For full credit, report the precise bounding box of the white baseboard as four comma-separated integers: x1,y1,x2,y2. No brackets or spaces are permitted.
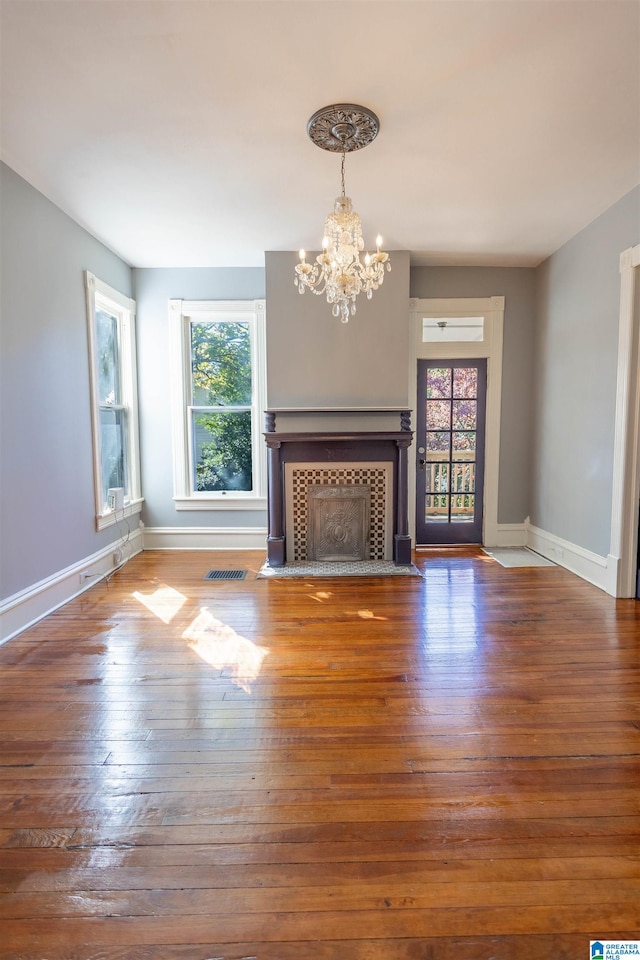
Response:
526,521,616,595
0,528,144,645
3,519,618,646
495,522,528,547
142,525,268,551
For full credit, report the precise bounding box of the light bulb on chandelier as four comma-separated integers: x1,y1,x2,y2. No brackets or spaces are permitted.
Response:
294,104,390,323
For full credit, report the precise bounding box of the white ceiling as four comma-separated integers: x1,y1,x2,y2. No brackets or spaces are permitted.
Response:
1,0,638,269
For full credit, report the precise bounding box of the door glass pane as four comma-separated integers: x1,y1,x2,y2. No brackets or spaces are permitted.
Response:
452,494,474,520
426,368,451,398
452,431,476,454
452,367,478,398
193,410,252,492
96,309,120,405
190,321,252,406
425,494,449,520
425,462,449,494
426,400,452,430
426,432,450,457
452,399,477,430
452,463,475,493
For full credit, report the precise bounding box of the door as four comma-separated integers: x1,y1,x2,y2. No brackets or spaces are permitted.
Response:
416,359,487,544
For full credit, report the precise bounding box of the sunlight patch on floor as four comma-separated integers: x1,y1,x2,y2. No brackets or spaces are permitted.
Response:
182,606,269,693
307,590,334,603
132,585,187,623
356,609,388,621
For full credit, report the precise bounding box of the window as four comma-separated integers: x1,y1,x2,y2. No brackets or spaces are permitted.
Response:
169,300,267,510
422,316,484,342
85,273,142,530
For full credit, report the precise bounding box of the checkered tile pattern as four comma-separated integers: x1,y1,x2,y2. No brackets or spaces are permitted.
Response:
291,468,387,560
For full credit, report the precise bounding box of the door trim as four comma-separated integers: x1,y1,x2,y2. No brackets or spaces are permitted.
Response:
409,297,504,547
609,244,640,597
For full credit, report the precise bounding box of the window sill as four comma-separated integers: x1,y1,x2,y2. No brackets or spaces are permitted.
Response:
96,498,144,531
173,496,267,512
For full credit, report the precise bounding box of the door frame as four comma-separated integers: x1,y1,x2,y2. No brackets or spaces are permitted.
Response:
609,244,640,597
409,296,505,547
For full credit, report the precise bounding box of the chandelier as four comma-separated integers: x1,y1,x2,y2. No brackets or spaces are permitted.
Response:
294,104,390,323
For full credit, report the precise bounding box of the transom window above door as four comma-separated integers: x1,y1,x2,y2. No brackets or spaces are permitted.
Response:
422,316,484,342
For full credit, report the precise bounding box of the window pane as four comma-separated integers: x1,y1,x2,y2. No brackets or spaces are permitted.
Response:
193,411,252,492
422,317,484,342
426,400,451,430
191,322,252,406
452,399,477,430
96,310,120,405
426,367,451,398
425,495,449,520
453,367,477,398
100,407,127,503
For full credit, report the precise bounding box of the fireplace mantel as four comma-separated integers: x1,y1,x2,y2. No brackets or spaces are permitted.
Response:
264,408,413,567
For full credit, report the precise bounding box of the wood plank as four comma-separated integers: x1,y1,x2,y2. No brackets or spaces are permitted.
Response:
1,902,639,946
0,547,638,958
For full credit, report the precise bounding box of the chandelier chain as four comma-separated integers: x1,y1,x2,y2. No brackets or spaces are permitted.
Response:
341,152,346,198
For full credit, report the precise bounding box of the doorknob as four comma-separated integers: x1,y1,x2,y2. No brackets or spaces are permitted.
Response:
419,458,426,469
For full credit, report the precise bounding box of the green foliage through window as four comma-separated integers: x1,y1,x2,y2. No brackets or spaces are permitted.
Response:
190,321,253,493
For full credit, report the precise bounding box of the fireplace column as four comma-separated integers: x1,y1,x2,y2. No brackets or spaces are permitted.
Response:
394,433,413,564
265,412,285,566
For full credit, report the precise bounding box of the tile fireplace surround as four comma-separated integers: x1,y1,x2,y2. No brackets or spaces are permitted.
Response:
264,408,413,567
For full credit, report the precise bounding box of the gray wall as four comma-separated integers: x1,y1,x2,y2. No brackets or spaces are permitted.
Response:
410,266,536,525
133,268,265,529
0,163,133,600
531,186,640,557
3,159,636,602
266,250,411,413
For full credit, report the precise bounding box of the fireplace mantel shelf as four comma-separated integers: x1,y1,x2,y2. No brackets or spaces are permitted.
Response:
265,406,410,414
265,430,412,444
265,408,412,436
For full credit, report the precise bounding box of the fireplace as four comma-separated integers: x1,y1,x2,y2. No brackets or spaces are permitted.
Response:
285,462,392,561
264,408,413,566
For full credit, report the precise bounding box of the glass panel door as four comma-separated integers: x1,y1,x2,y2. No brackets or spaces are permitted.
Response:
416,359,487,544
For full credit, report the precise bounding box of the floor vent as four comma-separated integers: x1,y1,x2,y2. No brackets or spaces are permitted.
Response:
204,569,247,581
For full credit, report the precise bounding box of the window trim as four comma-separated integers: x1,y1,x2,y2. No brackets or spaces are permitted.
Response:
169,299,267,510
85,272,142,530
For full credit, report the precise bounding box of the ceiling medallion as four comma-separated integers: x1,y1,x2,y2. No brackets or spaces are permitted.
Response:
294,103,390,323
306,103,380,153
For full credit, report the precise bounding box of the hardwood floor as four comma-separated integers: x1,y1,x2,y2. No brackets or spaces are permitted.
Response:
0,547,639,959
